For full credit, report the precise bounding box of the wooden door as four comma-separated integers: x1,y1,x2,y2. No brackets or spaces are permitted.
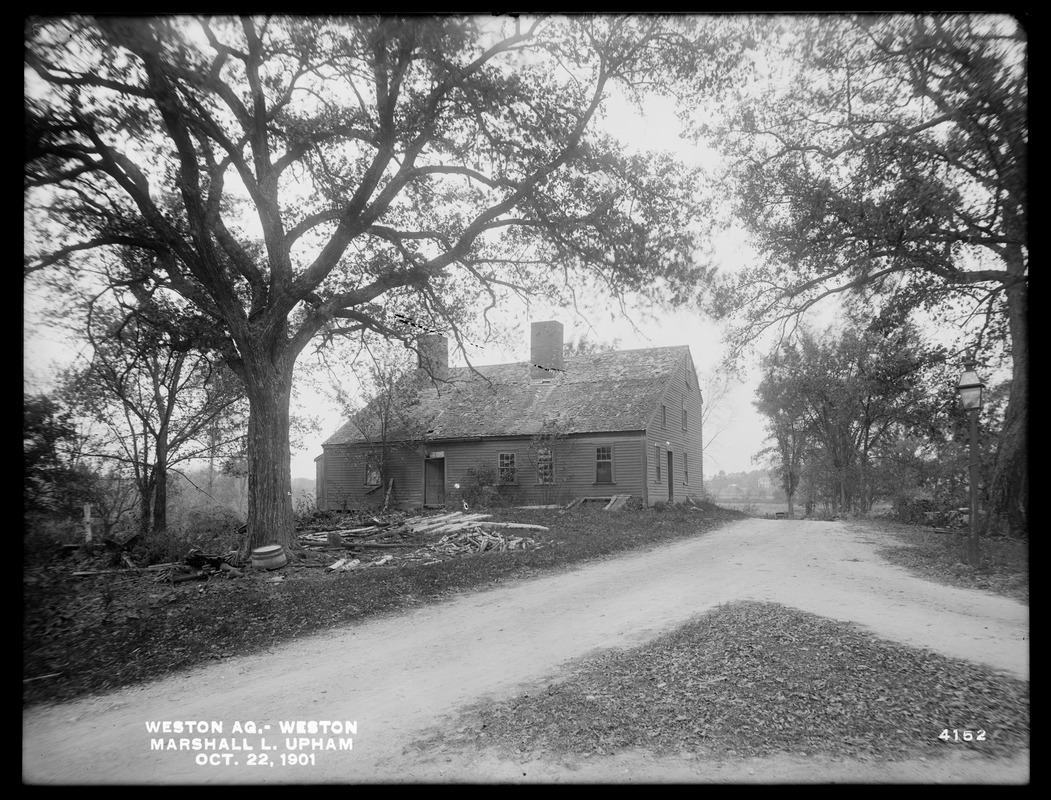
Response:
667,451,674,502
424,458,445,506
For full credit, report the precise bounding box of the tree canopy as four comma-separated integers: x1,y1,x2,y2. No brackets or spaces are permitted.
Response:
25,15,729,548
705,14,1027,535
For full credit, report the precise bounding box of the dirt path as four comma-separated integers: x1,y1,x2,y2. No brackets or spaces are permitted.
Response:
22,518,1029,784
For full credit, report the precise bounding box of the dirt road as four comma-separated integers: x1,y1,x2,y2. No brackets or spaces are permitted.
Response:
22,518,1029,784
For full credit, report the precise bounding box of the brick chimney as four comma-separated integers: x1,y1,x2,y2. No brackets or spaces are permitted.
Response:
417,333,448,382
530,321,564,380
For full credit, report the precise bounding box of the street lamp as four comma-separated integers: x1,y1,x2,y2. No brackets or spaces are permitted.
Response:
956,356,984,566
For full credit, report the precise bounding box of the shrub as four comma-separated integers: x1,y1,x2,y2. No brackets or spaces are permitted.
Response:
623,495,644,512
457,463,504,509
893,495,957,526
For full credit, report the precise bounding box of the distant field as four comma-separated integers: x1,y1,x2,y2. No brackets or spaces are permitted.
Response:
715,500,790,516
713,500,894,517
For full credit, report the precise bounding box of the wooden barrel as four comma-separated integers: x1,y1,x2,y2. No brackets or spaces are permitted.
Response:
251,544,287,570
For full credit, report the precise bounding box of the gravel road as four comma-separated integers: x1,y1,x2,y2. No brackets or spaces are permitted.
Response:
22,518,1029,784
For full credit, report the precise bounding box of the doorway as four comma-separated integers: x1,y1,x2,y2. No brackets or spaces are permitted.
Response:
424,457,446,507
667,451,674,502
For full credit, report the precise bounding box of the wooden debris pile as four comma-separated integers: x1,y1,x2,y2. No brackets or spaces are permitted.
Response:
298,510,549,569
148,549,244,583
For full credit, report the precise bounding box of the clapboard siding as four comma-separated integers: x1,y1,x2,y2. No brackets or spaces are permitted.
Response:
645,353,704,504
317,443,425,511
319,433,646,510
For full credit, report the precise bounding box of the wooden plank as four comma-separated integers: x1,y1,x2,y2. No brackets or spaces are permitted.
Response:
346,541,420,548
425,514,493,534
478,521,549,531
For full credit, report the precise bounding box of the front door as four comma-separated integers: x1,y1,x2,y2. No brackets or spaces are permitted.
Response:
424,458,446,507
667,451,674,502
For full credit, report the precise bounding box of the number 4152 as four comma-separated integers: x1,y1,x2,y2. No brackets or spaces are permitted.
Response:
939,729,986,742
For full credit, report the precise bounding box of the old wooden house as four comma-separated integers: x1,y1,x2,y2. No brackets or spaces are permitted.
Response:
315,321,703,510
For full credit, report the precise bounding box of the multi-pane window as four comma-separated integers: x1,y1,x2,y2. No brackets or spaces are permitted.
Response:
596,446,613,483
683,452,689,484
661,404,667,428
365,453,381,486
655,444,662,482
682,402,688,430
537,447,554,484
498,452,517,484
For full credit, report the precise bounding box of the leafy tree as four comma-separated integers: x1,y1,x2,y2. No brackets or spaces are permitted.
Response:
706,14,1027,534
754,348,810,517
24,394,95,515
755,322,946,515
563,336,620,357
60,304,247,537
26,15,726,549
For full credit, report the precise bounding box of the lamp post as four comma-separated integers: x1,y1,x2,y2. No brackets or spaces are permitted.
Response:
956,356,985,566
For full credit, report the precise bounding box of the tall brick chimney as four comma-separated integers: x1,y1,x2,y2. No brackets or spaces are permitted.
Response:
417,333,448,382
530,321,564,380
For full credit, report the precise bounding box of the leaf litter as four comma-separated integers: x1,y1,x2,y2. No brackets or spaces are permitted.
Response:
419,601,1028,763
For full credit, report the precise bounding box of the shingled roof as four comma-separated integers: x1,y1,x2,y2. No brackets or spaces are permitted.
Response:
323,345,691,446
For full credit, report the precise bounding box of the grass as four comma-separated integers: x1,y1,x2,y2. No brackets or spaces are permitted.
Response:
417,601,1029,763
23,501,744,708
863,518,1029,604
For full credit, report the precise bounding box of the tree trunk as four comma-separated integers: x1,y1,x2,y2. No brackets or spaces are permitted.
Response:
137,471,153,538
244,356,296,552
984,275,1028,537
152,435,168,535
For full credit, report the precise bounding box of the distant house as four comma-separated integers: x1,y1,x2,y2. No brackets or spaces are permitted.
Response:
315,321,704,509
757,473,772,498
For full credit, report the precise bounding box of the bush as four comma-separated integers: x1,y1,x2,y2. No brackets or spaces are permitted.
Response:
457,463,505,509
23,513,83,567
173,505,244,551
893,495,957,527
623,495,644,512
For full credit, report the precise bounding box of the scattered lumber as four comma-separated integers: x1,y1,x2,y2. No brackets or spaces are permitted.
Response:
346,541,420,548
479,521,549,531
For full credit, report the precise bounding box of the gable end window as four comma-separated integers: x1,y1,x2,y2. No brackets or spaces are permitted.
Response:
682,404,688,431
596,446,613,484
661,404,667,428
498,452,517,484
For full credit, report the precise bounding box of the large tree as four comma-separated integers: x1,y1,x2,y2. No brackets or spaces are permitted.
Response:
25,15,725,550
706,14,1027,535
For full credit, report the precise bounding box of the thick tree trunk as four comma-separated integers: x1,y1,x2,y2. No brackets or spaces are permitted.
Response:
244,357,296,552
984,276,1028,537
